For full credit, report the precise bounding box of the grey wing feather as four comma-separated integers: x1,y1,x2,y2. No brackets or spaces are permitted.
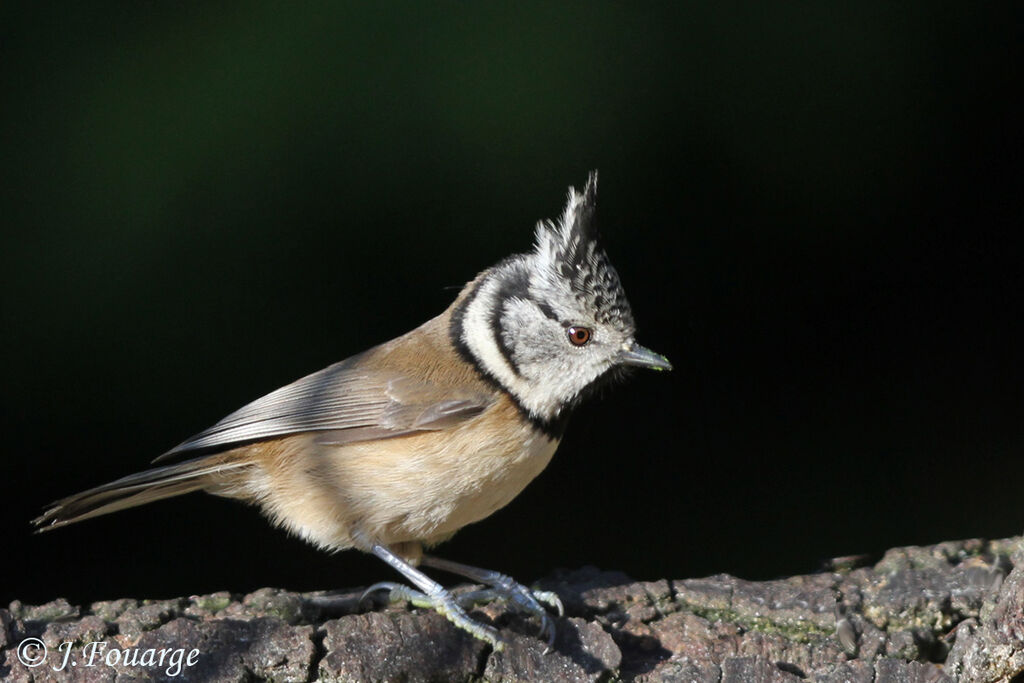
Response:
154,355,492,462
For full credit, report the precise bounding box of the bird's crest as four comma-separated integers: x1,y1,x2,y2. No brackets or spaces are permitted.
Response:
532,171,634,329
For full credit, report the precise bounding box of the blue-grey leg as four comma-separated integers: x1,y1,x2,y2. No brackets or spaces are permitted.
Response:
366,545,505,650
420,555,563,648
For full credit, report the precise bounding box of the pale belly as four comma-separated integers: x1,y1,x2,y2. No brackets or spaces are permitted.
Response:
235,428,560,552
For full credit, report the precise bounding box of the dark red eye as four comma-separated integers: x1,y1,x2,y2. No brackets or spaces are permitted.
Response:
567,326,592,346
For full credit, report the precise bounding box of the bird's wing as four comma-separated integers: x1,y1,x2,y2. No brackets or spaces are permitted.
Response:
153,353,493,463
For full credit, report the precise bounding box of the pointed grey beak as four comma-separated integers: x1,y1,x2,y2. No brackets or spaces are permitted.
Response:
618,342,673,371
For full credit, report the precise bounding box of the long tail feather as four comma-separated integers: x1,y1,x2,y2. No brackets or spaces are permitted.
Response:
33,455,251,531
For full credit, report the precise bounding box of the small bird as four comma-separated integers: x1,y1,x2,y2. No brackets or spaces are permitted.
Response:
34,171,671,650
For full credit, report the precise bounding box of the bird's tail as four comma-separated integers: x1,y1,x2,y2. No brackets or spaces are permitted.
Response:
33,453,252,532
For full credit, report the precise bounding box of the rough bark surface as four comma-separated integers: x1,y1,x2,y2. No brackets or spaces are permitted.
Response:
4,537,1024,681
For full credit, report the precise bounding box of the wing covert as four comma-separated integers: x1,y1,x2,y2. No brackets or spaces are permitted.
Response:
154,354,492,462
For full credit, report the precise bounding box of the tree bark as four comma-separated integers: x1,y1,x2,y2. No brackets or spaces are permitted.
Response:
4,537,1023,681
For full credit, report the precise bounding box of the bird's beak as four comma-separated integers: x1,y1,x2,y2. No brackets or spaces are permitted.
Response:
618,342,673,371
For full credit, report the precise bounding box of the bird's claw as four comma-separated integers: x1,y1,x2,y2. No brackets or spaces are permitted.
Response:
360,581,506,651
451,580,562,649
530,589,565,617
364,552,564,652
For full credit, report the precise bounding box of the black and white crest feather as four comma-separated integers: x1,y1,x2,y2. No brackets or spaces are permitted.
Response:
532,171,635,331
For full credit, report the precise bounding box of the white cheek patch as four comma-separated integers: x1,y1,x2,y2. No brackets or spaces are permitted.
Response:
463,279,514,382
461,278,551,418
464,274,569,419
498,298,606,414
501,300,563,371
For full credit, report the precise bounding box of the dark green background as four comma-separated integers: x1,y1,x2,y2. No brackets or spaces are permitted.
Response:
3,3,1021,606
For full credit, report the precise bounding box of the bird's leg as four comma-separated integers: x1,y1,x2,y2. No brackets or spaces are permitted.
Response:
364,544,505,651
420,555,563,647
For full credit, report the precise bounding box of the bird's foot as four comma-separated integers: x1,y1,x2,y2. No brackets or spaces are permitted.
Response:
361,582,506,651
419,556,564,650
454,581,563,648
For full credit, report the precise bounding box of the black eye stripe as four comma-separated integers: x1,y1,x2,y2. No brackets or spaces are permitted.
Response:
532,298,571,327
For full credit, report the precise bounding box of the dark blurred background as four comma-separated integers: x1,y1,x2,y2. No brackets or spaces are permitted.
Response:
3,3,1022,607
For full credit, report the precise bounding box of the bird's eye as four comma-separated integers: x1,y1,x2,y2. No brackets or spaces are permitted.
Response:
567,326,592,346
